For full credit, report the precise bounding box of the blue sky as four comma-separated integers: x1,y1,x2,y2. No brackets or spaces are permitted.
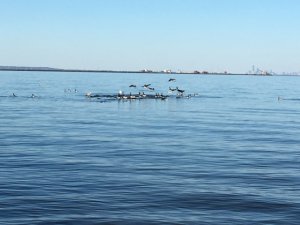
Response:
0,0,299,73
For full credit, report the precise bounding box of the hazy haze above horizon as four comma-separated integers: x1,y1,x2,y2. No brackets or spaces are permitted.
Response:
1,0,300,73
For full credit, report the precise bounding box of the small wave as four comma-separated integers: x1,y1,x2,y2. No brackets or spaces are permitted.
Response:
283,98,300,101
158,192,297,213
196,95,223,99
34,219,174,225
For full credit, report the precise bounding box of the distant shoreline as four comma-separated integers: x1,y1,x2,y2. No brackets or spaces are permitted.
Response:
0,67,275,76
1,67,298,76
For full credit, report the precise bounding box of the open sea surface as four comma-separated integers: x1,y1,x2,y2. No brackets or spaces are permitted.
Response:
0,71,300,224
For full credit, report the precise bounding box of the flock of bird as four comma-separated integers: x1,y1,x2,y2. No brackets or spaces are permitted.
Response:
85,78,192,101
6,78,193,102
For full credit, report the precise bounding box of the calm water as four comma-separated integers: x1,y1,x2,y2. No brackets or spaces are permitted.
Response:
0,71,300,225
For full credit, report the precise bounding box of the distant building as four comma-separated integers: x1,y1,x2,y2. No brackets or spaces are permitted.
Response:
261,71,271,76
163,69,172,73
141,69,153,73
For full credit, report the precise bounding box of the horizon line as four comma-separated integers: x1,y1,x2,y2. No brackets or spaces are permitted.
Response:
0,65,299,76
